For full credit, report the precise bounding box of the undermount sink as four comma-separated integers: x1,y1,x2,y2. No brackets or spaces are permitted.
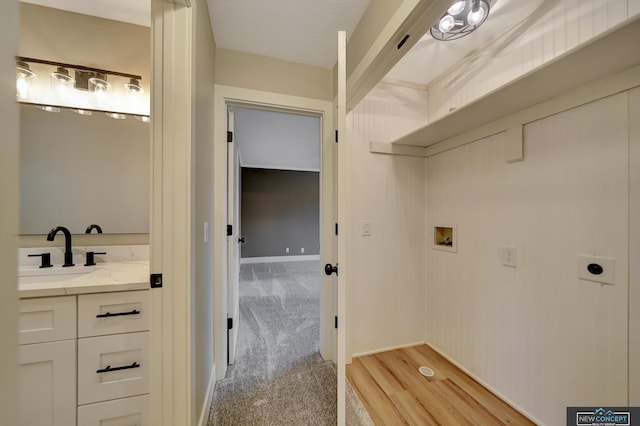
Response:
19,265,95,285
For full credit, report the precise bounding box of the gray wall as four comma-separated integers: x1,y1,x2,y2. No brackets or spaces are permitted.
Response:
241,168,319,258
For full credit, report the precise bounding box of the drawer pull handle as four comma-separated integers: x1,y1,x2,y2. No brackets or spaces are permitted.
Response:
96,309,140,318
97,362,140,374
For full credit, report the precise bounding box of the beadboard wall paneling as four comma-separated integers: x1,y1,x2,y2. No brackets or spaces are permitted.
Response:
427,0,635,122
347,83,427,358
425,93,629,425
630,87,640,405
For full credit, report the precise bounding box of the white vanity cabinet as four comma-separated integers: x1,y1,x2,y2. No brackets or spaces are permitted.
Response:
18,290,150,426
18,296,77,426
77,290,150,425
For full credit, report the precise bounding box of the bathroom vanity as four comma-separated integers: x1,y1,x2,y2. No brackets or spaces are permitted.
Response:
17,246,150,426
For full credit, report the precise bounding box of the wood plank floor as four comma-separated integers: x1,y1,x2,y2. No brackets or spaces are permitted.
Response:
346,345,534,425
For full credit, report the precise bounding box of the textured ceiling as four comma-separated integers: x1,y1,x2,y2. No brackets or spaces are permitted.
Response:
207,0,370,69
20,0,150,26
234,108,320,172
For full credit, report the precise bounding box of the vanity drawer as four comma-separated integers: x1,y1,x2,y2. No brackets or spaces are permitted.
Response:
78,332,149,405
19,296,76,344
77,395,149,426
78,290,150,337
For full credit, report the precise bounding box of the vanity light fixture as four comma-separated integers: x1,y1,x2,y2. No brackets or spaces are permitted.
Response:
15,56,149,118
16,60,36,100
431,0,492,41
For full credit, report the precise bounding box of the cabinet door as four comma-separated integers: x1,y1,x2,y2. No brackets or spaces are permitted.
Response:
19,340,76,426
78,332,149,405
77,395,149,426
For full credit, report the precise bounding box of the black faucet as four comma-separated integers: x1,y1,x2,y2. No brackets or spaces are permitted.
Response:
85,224,103,234
47,226,74,267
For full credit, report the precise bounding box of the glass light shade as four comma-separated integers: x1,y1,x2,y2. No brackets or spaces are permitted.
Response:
106,112,126,120
40,105,60,113
447,0,466,15
50,67,74,103
89,74,110,108
135,115,151,123
16,61,36,100
73,109,93,116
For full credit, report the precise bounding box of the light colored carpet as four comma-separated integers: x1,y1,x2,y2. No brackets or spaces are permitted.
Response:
208,261,373,426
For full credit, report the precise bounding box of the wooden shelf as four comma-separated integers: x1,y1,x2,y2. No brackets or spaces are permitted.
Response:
391,16,640,148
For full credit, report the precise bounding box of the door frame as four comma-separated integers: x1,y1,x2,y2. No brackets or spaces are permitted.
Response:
213,84,335,380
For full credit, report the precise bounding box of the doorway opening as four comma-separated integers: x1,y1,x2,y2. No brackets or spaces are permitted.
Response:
212,104,335,423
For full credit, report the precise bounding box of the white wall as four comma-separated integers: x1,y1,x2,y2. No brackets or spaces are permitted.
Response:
0,0,19,423
193,0,216,423
427,0,638,121
425,92,631,425
347,82,427,357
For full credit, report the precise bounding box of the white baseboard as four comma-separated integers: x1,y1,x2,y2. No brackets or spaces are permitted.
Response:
241,255,320,264
424,342,542,425
350,341,425,359
197,365,216,426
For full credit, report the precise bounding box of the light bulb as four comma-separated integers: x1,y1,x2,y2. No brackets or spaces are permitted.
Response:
16,74,31,99
447,1,466,16
467,1,488,26
438,15,456,33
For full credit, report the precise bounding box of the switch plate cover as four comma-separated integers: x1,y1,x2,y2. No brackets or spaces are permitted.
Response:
501,246,518,268
361,221,372,236
577,255,615,285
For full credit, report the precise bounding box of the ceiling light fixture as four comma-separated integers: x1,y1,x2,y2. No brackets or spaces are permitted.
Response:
431,0,492,41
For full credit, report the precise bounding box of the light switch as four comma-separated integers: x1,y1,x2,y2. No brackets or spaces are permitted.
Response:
577,255,615,285
501,246,517,268
361,221,372,236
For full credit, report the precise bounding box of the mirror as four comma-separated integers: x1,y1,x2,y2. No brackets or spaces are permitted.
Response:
18,2,150,235
20,105,149,235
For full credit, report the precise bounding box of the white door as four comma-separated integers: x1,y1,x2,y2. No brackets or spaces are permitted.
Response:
227,107,241,364
335,30,348,426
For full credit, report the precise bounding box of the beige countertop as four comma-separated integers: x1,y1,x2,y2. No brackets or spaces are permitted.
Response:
19,261,149,298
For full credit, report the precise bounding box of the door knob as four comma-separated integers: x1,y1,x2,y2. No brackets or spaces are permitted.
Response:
324,263,338,276
238,237,245,243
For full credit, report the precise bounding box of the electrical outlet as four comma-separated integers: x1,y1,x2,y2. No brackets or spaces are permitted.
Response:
285,247,289,253
301,247,305,253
